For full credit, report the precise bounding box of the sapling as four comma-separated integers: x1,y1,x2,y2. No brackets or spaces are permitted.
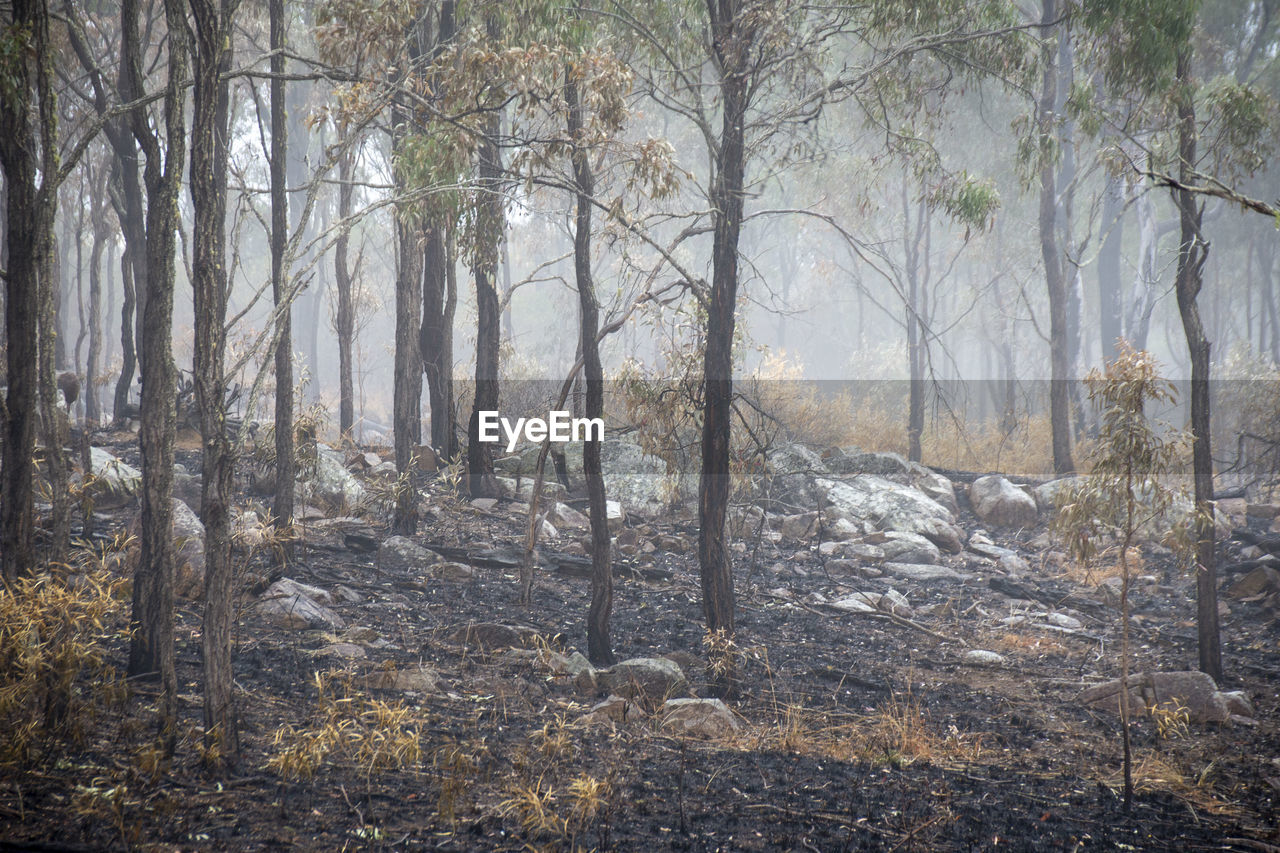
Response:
1053,343,1192,809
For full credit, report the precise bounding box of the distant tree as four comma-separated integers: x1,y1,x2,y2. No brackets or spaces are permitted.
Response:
270,0,295,554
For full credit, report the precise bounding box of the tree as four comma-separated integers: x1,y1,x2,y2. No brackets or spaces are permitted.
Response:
270,0,295,553
127,0,187,755
1057,344,1188,809
0,0,57,582
190,0,241,769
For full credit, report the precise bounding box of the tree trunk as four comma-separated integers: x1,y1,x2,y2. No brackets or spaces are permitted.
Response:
128,0,186,756
1097,170,1125,364
1038,0,1075,475
191,0,240,770
1172,48,1221,683
335,147,356,438
699,0,749,656
466,105,503,500
87,164,108,426
903,183,926,464
566,68,615,666
269,0,294,546
0,0,43,582
393,211,424,531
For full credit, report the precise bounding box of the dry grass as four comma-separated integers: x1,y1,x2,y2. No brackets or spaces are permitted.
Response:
264,671,424,781
995,632,1069,657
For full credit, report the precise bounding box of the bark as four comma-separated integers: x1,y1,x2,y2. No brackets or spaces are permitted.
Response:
335,147,356,438
421,225,457,457
699,0,749,654
0,0,44,581
191,0,241,770
1097,170,1125,364
903,184,927,464
128,0,186,756
393,212,424,531
566,69,614,666
1172,49,1221,682
1037,0,1075,475
1127,170,1158,351
269,0,294,544
466,106,503,499
87,165,108,426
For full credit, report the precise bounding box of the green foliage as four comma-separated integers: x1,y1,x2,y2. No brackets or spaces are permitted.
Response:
1054,344,1191,564
1202,75,1275,173
928,172,1000,231
1081,0,1201,94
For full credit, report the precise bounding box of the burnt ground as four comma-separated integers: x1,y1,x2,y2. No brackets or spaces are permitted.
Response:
2,436,1279,852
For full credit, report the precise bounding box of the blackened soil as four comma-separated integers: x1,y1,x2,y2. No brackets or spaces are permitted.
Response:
1,441,1277,852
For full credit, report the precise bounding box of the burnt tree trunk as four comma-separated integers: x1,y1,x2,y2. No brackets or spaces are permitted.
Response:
1172,48,1221,682
128,0,187,755
0,0,45,581
1038,0,1075,475
87,163,107,427
335,147,356,438
566,68,614,666
699,0,750,653
466,104,503,499
191,0,241,771
269,0,294,545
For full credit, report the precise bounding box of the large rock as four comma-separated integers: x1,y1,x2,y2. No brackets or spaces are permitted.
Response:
822,448,958,512
871,531,941,565
818,475,963,553
598,657,689,701
1033,477,1083,512
880,562,967,583
126,498,206,600
969,476,1038,529
256,578,345,631
506,440,675,513
449,622,539,651
377,535,442,571
88,447,142,508
1077,671,1251,723
304,443,366,511
766,443,831,510
660,698,741,738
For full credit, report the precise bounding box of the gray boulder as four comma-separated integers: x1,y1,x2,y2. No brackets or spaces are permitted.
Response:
256,578,344,631
88,447,142,508
305,444,366,511
822,448,958,512
818,475,963,553
969,476,1038,529
1077,670,1250,723
660,698,741,738
377,535,442,571
599,657,689,701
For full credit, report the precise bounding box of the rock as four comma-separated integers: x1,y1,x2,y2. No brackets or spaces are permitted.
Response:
548,502,589,528
511,440,673,512
1046,612,1083,630
818,475,963,553
172,466,203,509
660,698,741,738
880,562,967,583
1220,691,1254,718
832,589,910,616
377,535,442,571
127,498,205,600
1078,671,1248,723
824,559,879,578
449,622,539,651
305,444,366,510
434,561,475,581
471,497,499,511
580,695,644,726
871,531,940,565
1096,576,1123,606
964,650,1007,666
606,500,625,532
363,665,443,693
820,448,958,512
231,508,266,549
256,578,344,631
829,594,876,613
777,512,819,540
1245,503,1280,519
1033,477,1083,511
728,506,765,537
315,643,367,659
88,447,142,508
598,657,689,701
826,517,864,541
1228,566,1280,598
538,519,558,540
970,476,1038,528
997,553,1030,575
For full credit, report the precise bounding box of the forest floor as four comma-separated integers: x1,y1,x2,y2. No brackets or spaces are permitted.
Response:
1,433,1278,852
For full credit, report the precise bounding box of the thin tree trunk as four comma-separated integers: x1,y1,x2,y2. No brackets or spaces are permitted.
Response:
128,0,186,756
566,67,615,666
699,0,749,662
1038,0,1075,475
1172,48,1221,683
191,0,241,771
335,147,356,438
466,101,503,499
1097,170,1125,364
269,0,294,545
87,165,108,426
